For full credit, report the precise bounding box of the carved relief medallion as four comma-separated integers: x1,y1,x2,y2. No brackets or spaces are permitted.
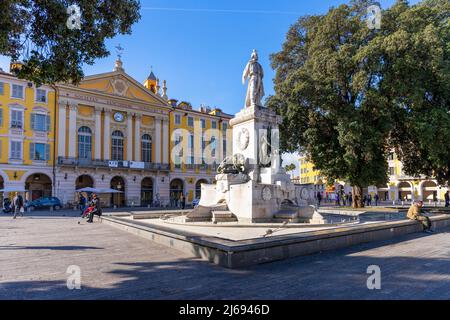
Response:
237,128,250,151
262,186,272,201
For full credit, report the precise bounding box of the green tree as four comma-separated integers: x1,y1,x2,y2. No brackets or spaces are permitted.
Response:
268,0,450,207
0,0,141,86
385,0,450,186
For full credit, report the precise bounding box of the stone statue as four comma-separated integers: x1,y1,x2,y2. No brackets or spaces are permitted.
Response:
217,154,247,174
259,131,271,167
242,49,265,108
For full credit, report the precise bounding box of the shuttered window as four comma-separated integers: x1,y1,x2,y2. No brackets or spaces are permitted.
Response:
11,84,24,99
36,89,46,103
30,143,50,161
10,141,22,159
11,110,23,128
31,113,50,132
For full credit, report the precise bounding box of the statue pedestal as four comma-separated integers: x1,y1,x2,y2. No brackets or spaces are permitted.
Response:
188,105,314,223
229,105,284,184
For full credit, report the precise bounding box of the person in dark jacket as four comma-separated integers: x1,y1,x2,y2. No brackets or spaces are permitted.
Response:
181,194,186,209
316,191,322,207
87,194,102,223
445,191,449,208
12,193,24,219
374,194,379,206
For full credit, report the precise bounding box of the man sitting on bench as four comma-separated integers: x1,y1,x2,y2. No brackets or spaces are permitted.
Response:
407,200,433,233
87,193,102,223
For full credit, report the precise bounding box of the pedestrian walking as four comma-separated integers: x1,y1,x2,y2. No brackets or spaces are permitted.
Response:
181,194,186,209
374,194,379,206
79,194,87,215
445,191,449,208
12,192,24,219
316,191,322,207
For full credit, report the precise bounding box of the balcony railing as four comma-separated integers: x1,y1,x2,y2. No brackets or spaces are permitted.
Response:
57,157,170,171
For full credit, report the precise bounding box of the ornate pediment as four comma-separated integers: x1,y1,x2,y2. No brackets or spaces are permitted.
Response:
77,71,168,107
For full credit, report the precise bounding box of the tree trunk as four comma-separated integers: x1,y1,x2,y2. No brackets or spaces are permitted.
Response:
352,185,364,208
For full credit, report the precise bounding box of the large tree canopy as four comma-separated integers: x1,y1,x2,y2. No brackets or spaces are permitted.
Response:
0,0,141,86
268,0,449,207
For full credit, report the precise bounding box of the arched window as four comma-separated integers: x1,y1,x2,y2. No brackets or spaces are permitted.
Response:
111,130,124,160
141,134,152,162
78,127,92,159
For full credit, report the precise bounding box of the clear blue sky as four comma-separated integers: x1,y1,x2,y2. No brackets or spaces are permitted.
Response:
0,0,418,115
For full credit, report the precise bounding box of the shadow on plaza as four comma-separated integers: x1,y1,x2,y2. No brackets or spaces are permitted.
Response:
1,230,450,300
0,245,103,251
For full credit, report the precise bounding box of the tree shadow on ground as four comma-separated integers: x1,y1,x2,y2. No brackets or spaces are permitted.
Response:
0,245,103,251
1,228,450,300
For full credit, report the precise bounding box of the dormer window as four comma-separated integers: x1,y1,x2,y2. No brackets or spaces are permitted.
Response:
11,84,24,99
36,88,47,103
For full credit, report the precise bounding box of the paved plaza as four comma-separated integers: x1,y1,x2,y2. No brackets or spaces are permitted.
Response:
1,211,450,300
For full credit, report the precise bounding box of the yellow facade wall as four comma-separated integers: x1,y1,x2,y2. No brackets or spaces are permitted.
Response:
0,76,55,166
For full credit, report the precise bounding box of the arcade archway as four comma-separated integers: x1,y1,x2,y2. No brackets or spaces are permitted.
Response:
170,179,184,206
422,181,438,201
25,173,52,201
398,181,412,201
141,177,153,206
111,176,126,207
76,175,94,190
195,179,208,199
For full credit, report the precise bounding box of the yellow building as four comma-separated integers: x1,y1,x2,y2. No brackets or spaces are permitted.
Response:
167,100,232,203
298,151,449,203
0,58,233,208
0,66,56,204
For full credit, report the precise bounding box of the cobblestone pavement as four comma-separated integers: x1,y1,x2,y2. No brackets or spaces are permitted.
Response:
1,212,449,300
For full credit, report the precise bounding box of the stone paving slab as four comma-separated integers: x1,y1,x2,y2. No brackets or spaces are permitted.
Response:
0,213,450,299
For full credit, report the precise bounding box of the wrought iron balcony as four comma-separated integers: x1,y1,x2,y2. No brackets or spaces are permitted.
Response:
57,157,169,171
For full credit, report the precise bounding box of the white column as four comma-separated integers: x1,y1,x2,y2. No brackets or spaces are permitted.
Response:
162,119,169,164
154,117,162,163
68,104,77,158
57,103,67,157
94,107,102,160
217,128,223,163
126,112,133,161
134,114,141,161
103,110,111,160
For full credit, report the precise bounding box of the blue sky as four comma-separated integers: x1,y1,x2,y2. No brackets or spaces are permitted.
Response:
0,0,419,115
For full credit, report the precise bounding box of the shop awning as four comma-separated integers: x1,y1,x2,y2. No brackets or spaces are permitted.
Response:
75,187,123,194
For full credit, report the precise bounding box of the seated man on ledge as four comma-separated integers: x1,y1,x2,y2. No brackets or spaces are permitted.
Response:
407,200,433,233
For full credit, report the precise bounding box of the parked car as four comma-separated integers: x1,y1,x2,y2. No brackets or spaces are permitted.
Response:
192,198,200,207
26,197,62,210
